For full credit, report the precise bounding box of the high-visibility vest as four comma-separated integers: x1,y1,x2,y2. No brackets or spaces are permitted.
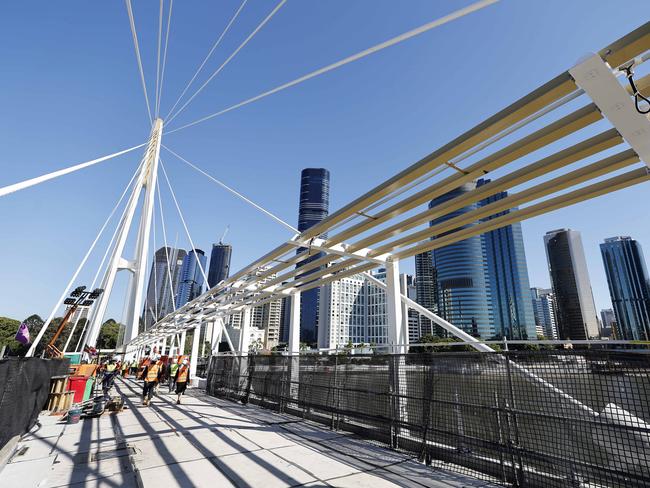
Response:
177,365,189,383
170,363,179,377
105,364,116,372
146,363,160,382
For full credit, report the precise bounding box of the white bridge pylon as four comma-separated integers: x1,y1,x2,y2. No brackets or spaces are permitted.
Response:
83,119,163,350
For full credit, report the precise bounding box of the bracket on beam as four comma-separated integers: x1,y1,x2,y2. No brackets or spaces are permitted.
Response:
570,53,650,167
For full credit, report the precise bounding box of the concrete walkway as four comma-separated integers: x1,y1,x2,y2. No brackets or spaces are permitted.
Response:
0,378,500,487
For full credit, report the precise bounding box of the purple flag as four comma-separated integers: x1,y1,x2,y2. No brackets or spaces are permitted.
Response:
15,322,30,345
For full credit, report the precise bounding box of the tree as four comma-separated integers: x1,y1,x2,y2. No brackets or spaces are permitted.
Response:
0,316,27,356
97,319,121,349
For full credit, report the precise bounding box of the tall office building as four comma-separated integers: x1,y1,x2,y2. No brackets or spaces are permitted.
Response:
600,308,617,338
207,242,232,289
600,236,650,340
175,249,207,308
530,287,558,339
478,179,536,339
431,184,493,338
544,229,600,340
296,168,330,344
414,251,438,338
143,247,186,328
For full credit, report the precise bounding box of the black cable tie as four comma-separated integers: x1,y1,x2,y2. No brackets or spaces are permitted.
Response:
621,65,650,115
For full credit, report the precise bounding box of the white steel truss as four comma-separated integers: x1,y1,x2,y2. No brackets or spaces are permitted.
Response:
127,24,650,355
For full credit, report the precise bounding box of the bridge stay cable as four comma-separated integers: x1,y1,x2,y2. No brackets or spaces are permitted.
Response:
125,0,153,123
162,144,298,233
164,0,498,134
154,0,164,118
159,159,237,351
0,143,146,198
156,0,174,117
166,0,286,124
164,0,248,120
26,158,145,356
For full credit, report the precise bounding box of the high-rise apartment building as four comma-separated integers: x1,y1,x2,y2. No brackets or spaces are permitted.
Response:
544,229,599,339
402,274,421,343
143,247,186,328
175,249,207,308
530,287,558,339
296,168,330,344
207,242,232,289
318,268,391,349
600,236,650,340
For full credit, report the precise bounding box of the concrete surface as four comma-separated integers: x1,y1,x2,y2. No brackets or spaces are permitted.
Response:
0,377,501,487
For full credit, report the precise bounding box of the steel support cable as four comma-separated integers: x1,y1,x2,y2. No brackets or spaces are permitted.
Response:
166,0,285,124
164,0,248,120
162,144,299,233
165,0,498,134
154,0,164,117
157,0,174,116
26,159,145,356
159,160,211,287
156,177,178,314
125,0,153,122
151,202,160,324
0,143,146,198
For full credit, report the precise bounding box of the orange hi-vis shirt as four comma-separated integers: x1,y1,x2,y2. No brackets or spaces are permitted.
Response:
146,363,161,382
177,364,189,383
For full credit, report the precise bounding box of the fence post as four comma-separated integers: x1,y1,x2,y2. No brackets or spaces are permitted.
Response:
504,352,524,486
330,354,339,430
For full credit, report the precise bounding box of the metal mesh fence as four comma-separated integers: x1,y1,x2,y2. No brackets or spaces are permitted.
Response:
205,350,650,487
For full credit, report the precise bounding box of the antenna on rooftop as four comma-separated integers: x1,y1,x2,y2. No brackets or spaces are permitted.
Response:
219,225,230,244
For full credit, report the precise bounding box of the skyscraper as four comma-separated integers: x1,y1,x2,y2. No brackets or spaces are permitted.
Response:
544,229,600,340
431,184,493,338
414,251,438,338
600,308,617,338
531,287,558,339
143,247,186,328
176,249,207,308
600,236,650,340
207,242,232,288
296,168,330,344
478,178,536,339
402,274,421,344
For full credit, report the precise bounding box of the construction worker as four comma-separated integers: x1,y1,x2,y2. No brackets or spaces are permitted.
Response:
141,356,162,406
121,360,129,378
168,357,179,393
102,360,118,398
174,358,190,405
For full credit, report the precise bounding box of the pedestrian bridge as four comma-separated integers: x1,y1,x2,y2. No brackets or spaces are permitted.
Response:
0,378,496,488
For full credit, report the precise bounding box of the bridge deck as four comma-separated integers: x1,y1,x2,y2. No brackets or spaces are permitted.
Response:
1,378,499,487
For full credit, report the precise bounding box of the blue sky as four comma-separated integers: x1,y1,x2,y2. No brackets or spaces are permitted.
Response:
0,1,648,323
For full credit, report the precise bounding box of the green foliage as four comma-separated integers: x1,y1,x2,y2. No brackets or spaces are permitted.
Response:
409,334,475,353
97,319,121,350
0,316,27,356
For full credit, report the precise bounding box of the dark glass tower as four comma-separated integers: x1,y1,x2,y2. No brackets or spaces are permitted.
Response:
414,251,440,337
207,242,232,288
296,168,330,344
175,249,207,308
600,236,650,340
478,178,536,339
430,184,493,337
544,229,600,340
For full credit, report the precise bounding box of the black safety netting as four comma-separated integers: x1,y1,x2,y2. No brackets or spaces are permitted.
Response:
206,350,650,488
0,357,69,451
